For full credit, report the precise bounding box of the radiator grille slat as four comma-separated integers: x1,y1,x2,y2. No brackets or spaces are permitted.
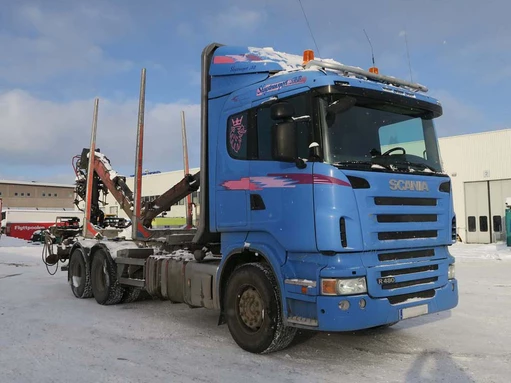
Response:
377,214,437,223
378,230,437,240
381,277,438,290
378,249,435,261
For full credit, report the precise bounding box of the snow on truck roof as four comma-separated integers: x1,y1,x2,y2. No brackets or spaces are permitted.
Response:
210,45,430,94
211,46,342,73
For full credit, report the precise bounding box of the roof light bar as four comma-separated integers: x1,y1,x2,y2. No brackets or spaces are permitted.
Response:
304,60,428,93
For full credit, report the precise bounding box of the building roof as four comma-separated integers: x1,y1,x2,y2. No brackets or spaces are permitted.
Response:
0,179,74,188
126,167,201,179
439,127,511,141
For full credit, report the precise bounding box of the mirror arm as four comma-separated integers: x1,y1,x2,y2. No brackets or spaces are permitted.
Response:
295,158,307,169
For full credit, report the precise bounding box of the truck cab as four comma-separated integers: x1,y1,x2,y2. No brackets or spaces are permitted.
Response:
196,43,458,349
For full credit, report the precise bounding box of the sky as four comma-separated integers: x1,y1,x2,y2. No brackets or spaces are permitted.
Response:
0,0,509,184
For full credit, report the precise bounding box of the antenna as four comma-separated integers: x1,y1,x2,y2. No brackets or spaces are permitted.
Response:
363,29,376,68
402,30,413,82
298,0,320,56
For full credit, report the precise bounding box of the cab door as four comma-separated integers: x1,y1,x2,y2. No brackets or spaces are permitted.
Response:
215,108,250,230
247,90,317,254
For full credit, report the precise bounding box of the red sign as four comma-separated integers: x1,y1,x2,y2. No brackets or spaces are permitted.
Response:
5,222,55,240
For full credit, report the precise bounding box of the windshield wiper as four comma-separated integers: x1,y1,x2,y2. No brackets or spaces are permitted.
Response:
392,160,441,173
332,160,393,171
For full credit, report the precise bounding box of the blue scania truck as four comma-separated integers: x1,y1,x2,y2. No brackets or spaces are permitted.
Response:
50,42,458,354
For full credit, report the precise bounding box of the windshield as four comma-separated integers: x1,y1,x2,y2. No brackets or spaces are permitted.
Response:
317,94,444,174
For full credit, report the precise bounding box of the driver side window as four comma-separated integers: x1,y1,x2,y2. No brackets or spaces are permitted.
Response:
256,93,311,160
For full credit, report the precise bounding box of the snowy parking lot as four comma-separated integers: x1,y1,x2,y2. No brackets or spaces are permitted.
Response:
1,237,510,383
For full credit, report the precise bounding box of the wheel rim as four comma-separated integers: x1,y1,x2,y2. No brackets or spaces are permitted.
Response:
93,257,107,294
70,255,82,288
237,285,265,332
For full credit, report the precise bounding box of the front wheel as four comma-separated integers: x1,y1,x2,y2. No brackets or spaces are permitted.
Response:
224,262,297,354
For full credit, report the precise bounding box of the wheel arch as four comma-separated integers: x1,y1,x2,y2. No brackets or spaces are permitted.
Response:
217,245,287,325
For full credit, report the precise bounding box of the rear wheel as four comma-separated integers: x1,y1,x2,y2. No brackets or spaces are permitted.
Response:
90,249,124,305
224,262,297,354
68,248,92,299
121,286,151,303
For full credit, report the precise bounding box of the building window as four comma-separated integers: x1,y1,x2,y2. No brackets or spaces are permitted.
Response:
493,216,502,232
14,192,18,196
479,216,488,232
27,193,31,196
468,216,476,232
54,193,58,197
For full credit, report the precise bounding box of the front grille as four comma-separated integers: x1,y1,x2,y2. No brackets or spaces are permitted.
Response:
381,265,438,277
377,214,437,223
381,277,438,290
388,289,435,305
378,230,437,240
378,249,435,261
374,197,437,206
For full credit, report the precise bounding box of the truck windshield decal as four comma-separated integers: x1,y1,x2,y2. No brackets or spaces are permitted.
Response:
256,75,307,97
227,111,249,159
229,115,247,154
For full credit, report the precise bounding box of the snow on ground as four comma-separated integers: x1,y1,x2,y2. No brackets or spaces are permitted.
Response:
1,237,510,382
450,242,511,261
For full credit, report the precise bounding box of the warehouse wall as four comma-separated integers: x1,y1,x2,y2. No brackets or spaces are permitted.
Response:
438,128,511,242
104,168,200,223
0,182,75,209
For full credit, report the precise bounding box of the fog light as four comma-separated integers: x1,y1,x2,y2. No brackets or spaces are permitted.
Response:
339,300,350,311
448,264,455,279
359,298,366,309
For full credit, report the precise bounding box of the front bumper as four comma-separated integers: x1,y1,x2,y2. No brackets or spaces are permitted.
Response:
315,279,458,332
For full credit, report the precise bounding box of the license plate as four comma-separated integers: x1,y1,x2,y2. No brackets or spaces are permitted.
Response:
377,277,396,285
400,304,429,320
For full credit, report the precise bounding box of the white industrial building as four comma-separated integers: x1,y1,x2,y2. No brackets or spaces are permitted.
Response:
104,168,200,227
105,129,511,243
439,128,511,244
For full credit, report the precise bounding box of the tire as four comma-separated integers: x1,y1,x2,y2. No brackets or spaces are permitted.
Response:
68,248,92,299
90,249,124,305
224,262,297,354
121,286,151,303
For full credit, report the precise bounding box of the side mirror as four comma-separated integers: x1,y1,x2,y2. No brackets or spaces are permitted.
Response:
272,121,297,162
271,102,294,121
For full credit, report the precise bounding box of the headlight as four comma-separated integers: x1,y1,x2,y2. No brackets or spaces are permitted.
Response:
321,277,367,296
448,264,455,279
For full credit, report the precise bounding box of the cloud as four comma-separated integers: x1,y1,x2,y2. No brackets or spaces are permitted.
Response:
201,5,267,43
0,3,133,85
214,6,265,30
0,90,201,181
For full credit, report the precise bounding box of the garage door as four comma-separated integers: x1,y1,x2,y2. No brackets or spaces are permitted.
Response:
489,179,511,242
464,182,491,244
